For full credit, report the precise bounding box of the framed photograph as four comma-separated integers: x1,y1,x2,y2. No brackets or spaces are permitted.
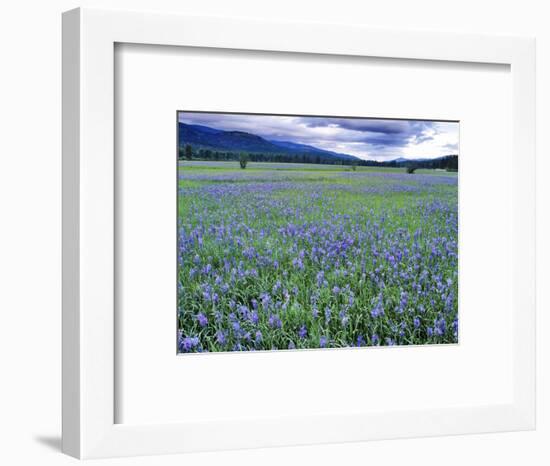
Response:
176,110,459,353
62,8,536,459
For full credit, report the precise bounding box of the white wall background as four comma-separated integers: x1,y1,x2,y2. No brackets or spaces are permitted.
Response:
0,1,547,465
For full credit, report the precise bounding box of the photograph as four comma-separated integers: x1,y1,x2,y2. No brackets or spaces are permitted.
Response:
177,111,459,353
0,1,539,463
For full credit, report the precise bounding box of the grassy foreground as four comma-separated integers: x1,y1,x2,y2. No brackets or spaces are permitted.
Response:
177,161,458,352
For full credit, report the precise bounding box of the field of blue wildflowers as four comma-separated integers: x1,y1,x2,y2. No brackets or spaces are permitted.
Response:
178,162,458,353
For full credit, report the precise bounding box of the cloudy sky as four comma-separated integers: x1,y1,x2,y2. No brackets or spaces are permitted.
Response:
178,112,459,161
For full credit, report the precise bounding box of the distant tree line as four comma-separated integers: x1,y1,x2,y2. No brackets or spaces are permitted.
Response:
178,144,354,165
359,155,459,170
178,144,458,170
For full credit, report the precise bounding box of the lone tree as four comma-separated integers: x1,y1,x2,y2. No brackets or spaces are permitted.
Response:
351,162,358,171
406,165,418,174
239,152,249,169
184,144,193,161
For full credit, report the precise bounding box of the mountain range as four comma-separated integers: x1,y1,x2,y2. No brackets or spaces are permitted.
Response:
178,123,360,163
178,122,457,168
389,157,441,163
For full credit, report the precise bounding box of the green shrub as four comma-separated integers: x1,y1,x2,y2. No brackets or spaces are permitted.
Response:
239,153,249,169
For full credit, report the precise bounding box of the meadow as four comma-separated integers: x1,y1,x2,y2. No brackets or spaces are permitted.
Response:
177,161,458,353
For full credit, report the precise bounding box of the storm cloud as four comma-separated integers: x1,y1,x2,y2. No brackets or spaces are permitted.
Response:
178,112,459,161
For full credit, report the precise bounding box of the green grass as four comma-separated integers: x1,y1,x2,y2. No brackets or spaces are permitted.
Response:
177,161,458,352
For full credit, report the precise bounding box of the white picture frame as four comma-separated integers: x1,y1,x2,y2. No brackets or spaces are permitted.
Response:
62,7,536,459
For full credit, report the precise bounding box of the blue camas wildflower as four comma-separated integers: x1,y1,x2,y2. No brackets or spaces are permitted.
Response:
177,168,458,352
